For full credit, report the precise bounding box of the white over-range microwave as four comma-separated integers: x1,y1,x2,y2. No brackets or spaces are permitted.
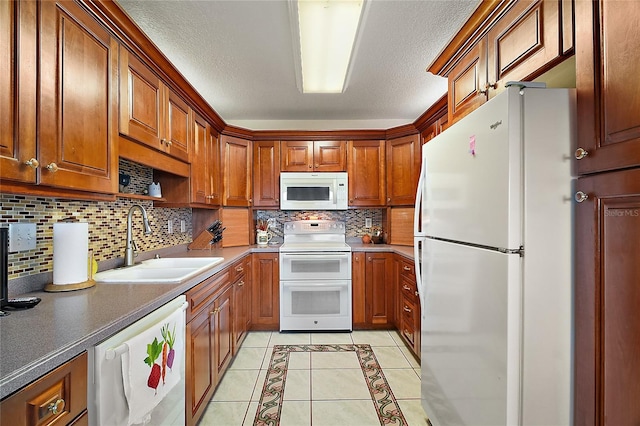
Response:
280,172,348,210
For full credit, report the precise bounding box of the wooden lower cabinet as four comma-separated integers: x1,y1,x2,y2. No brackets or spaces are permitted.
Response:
251,253,280,330
575,168,640,425
185,267,235,426
396,257,420,357
0,352,88,426
352,251,395,328
233,256,252,352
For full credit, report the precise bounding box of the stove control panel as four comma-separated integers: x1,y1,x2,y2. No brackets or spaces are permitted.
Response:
283,220,345,234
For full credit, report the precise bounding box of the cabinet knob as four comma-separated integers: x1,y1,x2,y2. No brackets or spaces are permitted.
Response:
24,158,39,169
402,285,411,291
575,191,589,203
237,280,244,287
367,257,372,262
165,139,172,146
350,199,354,203
575,147,589,160
48,398,65,415
403,306,412,313
309,164,312,168
387,197,391,202
46,162,58,172
210,308,219,315
236,266,243,272
415,291,419,297
160,138,166,145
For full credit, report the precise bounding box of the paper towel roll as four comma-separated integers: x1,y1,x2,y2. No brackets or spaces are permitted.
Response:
53,222,89,285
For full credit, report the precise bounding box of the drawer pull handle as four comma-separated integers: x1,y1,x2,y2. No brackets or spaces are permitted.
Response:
48,399,65,415
24,158,40,169
575,147,588,160
402,285,412,291
403,306,412,313
237,280,244,287
236,266,243,272
403,266,412,271
210,308,219,315
575,191,588,203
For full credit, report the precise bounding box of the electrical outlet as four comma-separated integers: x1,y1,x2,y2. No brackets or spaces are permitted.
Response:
180,220,186,233
167,220,173,234
365,218,372,228
8,223,37,252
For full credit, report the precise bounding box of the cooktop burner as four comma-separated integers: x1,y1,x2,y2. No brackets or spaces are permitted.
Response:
279,220,351,253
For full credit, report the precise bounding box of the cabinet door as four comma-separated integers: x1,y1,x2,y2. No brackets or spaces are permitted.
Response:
191,113,209,204
386,134,420,206
251,253,279,330
118,47,163,149
352,252,367,328
448,38,488,125
253,141,281,207
208,130,222,206
214,284,234,377
575,0,640,174
233,256,251,351
186,302,215,426
313,140,346,171
222,135,252,206
281,141,313,171
164,87,190,162
574,169,640,425
486,0,562,94
0,0,36,183
347,140,386,206
39,0,118,193
365,252,394,325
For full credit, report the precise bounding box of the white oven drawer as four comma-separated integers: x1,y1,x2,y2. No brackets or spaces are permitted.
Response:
279,252,351,281
280,280,352,331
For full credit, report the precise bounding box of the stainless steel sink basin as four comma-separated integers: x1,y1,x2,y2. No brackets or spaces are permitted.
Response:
94,257,224,283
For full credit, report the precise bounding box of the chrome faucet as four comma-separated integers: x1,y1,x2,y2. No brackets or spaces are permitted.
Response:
124,204,152,267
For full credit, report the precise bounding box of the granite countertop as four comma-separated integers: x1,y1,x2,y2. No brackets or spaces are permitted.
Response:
0,242,412,400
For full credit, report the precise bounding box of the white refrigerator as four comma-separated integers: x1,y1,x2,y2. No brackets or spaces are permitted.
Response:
414,85,575,426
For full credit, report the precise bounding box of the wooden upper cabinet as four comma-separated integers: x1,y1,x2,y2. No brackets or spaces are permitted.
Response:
448,38,488,124
190,114,219,207
191,113,210,205
487,0,562,92
434,0,573,125
386,134,420,206
574,0,640,174
222,135,252,207
119,47,190,162
281,141,346,172
0,0,37,184
347,140,386,207
253,141,280,207
38,0,118,193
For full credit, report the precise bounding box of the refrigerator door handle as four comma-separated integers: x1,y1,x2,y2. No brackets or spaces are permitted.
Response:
414,148,427,237
413,238,424,312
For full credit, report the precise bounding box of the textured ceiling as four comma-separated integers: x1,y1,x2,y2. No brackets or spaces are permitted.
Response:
116,0,480,130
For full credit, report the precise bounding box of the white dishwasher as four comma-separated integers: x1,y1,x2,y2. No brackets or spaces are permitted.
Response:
88,295,187,426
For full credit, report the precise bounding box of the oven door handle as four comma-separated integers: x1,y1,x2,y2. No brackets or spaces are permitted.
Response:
280,253,350,258
284,285,347,292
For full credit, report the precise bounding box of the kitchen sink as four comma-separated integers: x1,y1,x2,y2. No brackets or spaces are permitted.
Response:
94,257,224,283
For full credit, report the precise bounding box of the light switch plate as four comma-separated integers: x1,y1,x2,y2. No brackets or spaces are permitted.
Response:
9,223,37,252
180,220,186,233
365,218,372,228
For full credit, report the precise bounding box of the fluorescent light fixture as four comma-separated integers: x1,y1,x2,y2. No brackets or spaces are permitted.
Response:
296,0,364,93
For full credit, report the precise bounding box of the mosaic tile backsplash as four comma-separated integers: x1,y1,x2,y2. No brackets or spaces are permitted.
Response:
1,160,191,280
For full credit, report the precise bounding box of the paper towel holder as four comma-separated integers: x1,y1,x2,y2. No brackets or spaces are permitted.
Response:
45,220,96,292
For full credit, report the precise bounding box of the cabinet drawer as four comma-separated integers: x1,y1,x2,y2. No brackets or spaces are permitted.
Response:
185,269,231,322
398,259,415,279
230,257,247,282
1,352,87,426
400,296,418,347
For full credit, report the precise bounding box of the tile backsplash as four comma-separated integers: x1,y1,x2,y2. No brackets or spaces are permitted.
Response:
1,160,192,280
254,209,384,241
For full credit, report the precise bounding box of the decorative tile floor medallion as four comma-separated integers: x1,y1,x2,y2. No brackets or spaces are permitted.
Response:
254,344,408,425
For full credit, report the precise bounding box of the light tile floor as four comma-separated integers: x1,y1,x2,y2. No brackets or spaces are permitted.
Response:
199,330,429,426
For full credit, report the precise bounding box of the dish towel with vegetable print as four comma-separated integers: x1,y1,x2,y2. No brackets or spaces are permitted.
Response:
121,306,185,426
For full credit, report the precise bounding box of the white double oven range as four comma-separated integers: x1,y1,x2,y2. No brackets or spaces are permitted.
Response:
278,220,352,331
